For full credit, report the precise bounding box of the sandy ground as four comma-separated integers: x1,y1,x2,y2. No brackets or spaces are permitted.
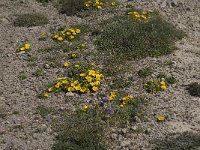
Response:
0,0,200,149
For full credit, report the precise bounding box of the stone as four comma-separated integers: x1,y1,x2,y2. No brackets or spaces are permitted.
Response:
120,141,131,147
111,133,118,140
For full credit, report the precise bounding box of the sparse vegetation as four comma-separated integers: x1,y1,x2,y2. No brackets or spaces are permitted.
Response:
96,13,185,61
58,0,86,16
14,13,49,27
138,67,153,78
187,82,200,97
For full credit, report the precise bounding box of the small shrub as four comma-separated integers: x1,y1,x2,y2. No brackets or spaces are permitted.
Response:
138,67,152,78
14,13,49,27
166,76,177,84
187,82,200,97
58,0,86,16
96,13,185,61
36,106,53,118
53,110,106,150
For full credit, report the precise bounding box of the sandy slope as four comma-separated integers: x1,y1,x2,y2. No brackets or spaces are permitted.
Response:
0,0,199,149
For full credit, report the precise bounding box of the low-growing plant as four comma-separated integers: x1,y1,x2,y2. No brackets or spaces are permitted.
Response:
96,13,185,61
58,0,86,16
166,76,177,84
187,82,200,97
19,71,27,80
138,67,152,78
36,106,53,118
14,13,49,27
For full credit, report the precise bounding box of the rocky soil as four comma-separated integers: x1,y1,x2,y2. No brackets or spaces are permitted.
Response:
0,0,199,149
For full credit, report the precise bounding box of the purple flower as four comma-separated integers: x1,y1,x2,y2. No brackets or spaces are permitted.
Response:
105,107,113,113
102,96,108,101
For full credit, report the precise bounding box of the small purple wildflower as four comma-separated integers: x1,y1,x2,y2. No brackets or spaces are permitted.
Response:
115,107,120,111
105,107,113,113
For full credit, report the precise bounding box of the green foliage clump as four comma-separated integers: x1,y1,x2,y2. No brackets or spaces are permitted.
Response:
187,82,200,97
96,14,185,61
138,67,152,78
14,13,49,27
52,110,106,150
58,0,86,16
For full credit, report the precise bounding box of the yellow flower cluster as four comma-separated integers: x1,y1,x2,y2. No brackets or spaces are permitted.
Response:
19,43,31,51
53,28,81,41
120,95,134,107
144,80,167,93
128,10,153,22
108,91,117,101
84,0,104,9
47,69,103,94
157,115,165,121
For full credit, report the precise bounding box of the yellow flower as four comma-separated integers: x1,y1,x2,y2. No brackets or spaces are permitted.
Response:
72,32,77,35
74,85,81,90
157,116,165,121
19,47,26,51
69,35,75,39
97,5,102,9
66,31,71,35
68,87,74,92
160,85,167,90
85,76,93,82
130,3,134,7
92,86,98,92
24,43,31,50
160,81,166,85
133,11,139,15
80,87,87,93
85,3,90,7
57,37,64,41
71,53,77,58
81,43,86,48
55,82,62,88
53,35,59,39
48,87,53,92
82,105,89,111
75,29,81,34
43,93,48,97
128,12,133,15
111,2,118,6
74,64,80,68
69,28,76,33
129,95,134,99
63,62,69,67
88,70,96,76
80,73,87,77
119,104,124,107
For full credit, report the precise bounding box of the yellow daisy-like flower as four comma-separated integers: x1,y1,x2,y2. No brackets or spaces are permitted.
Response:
19,47,26,51
160,85,167,90
74,64,80,68
69,35,75,39
57,37,64,41
24,43,31,50
160,81,166,85
48,87,53,92
63,62,69,67
53,35,59,39
80,87,87,93
75,29,81,34
97,5,102,9
69,28,76,33
92,86,98,92
82,105,89,111
85,76,93,83
43,93,48,97
157,116,165,121
71,53,77,58
111,2,118,6
80,73,87,77
66,31,71,35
